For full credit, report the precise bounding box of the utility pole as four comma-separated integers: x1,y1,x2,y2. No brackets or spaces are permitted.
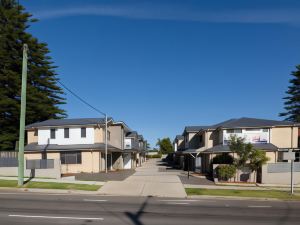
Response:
105,114,108,173
18,44,28,186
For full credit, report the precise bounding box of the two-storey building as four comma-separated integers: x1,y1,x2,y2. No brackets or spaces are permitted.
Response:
25,118,147,174
174,117,300,178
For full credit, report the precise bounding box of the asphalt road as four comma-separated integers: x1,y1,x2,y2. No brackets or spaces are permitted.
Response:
0,190,299,225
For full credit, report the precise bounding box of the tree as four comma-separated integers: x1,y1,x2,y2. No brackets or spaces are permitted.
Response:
0,0,66,150
248,149,269,182
156,138,173,154
279,65,300,122
229,136,252,170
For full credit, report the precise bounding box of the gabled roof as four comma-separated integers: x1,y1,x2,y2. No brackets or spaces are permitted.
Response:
184,126,211,133
214,117,295,129
183,117,297,133
175,135,184,140
203,143,278,153
126,131,138,138
26,117,113,129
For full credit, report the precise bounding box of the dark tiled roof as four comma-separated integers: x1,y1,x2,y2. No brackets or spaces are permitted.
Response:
25,142,121,152
214,117,294,129
184,126,211,133
203,143,278,153
184,117,296,133
26,117,113,129
126,131,138,137
175,135,184,140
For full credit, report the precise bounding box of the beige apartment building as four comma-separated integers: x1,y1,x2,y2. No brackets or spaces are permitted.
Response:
25,118,147,174
174,117,300,183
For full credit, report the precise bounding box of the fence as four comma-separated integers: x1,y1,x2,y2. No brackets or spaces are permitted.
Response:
26,159,54,169
0,158,18,167
261,162,300,184
0,151,18,158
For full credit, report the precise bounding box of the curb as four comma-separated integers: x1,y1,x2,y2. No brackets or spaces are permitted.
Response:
187,195,299,201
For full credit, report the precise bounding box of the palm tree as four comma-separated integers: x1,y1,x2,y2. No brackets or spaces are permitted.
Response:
249,149,270,183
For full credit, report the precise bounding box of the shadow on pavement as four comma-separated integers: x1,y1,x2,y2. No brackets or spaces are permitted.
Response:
125,196,152,225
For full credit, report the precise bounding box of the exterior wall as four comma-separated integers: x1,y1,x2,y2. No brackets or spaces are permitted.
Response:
27,130,38,144
124,138,132,149
38,127,95,145
265,151,277,163
94,127,104,143
270,127,298,148
0,159,61,179
112,152,123,170
187,132,200,149
60,151,100,174
108,125,122,149
261,163,300,184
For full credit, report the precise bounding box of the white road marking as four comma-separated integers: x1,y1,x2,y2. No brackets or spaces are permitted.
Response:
83,199,108,202
8,215,104,220
248,205,272,208
158,200,198,202
166,202,190,205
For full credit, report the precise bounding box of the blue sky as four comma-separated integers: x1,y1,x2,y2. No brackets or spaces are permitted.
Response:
21,0,300,147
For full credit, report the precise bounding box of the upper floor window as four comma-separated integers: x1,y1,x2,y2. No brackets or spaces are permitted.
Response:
64,128,69,138
81,127,86,138
50,129,56,139
245,128,261,132
226,129,242,134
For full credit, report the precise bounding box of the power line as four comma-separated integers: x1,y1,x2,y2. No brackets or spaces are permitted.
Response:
57,80,106,116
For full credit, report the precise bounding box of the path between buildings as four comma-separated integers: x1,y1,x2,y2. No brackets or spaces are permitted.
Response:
98,159,187,198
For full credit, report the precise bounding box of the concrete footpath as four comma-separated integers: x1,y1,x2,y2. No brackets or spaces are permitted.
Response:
98,159,187,198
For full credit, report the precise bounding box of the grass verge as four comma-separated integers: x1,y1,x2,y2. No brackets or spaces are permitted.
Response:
0,179,101,191
186,188,300,200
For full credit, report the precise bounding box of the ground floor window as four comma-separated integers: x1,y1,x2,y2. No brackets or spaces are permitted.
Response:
60,151,82,164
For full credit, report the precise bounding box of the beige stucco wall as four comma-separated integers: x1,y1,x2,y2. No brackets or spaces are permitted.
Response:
94,127,104,143
108,125,123,149
61,151,100,174
265,152,277,163
27,130,38,144
270,127,298,148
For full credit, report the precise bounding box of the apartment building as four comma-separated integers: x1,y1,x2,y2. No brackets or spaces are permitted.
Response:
25,118,147,174
174,117,300,182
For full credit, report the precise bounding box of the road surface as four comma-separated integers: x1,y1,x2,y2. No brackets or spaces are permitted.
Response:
0,190,299,225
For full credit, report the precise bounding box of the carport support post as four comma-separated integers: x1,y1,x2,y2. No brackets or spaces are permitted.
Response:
18,44,28,186
187,155,190,179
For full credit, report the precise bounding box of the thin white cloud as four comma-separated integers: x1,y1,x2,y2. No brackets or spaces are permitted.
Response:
33,4,300,25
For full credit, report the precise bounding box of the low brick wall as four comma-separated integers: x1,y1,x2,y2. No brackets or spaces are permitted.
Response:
0,159,61,179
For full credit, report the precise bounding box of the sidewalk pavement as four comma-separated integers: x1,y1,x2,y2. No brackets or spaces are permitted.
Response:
98,159,187,198
184,184,300,191
0,176,105,186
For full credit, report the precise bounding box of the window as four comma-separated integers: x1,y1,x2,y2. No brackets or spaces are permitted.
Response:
50,129,56,139
34,129,38,136
64,128,69,138
107,131,111,141
296,152,300,162
245,128,261,132
226,129,242,134
262,129,269,133
81,127,86,138
60,151,82,164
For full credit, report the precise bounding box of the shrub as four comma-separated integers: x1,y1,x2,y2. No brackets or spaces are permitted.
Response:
147,154,162,158
217,165,236,181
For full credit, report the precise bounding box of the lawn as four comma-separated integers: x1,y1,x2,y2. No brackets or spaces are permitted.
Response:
0,179,101,191
186,188,300,200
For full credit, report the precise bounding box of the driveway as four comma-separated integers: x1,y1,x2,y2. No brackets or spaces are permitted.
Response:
98,159,187,198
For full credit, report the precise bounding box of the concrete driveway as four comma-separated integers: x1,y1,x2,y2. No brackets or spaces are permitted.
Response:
98,159,187,198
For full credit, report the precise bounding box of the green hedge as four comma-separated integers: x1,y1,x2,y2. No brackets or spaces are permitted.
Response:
216,165,236,181
147,154,162,158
